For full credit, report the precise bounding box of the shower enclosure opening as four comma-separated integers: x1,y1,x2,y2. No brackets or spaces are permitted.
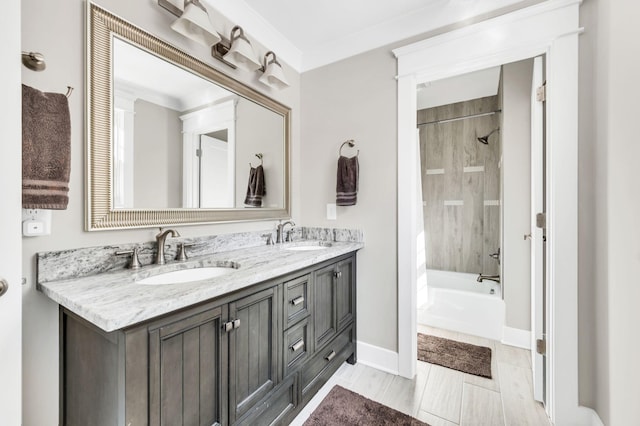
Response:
416,85,505,340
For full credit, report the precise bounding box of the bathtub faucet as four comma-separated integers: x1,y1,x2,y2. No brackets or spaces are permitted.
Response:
477,274,501,284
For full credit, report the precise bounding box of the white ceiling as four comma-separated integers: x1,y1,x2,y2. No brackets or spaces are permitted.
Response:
206,0,528,72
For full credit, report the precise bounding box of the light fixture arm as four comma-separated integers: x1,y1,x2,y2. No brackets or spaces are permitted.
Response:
261,51,281,72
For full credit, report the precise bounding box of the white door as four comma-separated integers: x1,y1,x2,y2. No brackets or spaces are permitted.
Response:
530,55,546,403
199,135,234,208
0,1,23,423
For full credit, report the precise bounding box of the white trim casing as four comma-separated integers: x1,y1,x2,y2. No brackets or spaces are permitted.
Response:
394,0,588,424
357,341,400,375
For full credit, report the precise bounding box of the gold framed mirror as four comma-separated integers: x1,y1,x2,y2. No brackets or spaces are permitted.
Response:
86,3,290,230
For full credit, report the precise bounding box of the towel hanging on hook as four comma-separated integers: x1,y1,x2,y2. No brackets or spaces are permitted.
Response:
339,139,359,157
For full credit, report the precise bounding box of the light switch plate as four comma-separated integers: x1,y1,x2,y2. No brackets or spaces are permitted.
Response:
326,203,337,220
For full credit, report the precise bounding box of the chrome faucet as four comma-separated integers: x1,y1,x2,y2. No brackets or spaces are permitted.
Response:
276,220,295,243
477,274,501,284
155,228,180,265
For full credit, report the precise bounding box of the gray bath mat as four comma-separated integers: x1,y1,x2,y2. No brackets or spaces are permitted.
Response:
417,333,492,378
304,385,429,425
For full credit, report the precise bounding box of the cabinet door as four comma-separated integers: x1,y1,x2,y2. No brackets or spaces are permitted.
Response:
336,257,355,331
148,305,227,426
313,264,337,349
228,286,279,424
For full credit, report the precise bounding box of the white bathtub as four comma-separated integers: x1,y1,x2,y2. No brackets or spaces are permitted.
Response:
418,269,505,341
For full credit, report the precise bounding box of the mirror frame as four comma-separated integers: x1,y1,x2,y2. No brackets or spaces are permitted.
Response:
86,4,291,230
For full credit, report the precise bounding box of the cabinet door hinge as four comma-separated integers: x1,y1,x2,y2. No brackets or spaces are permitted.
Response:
536,337,546,355
196,148,202,157
536,212,546,229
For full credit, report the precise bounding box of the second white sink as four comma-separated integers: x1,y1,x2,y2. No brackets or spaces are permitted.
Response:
136,266,237,285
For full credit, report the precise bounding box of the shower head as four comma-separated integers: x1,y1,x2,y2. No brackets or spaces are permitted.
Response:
477,128,500,145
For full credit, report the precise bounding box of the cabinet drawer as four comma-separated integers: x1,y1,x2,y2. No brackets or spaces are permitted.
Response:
301,325,354,396
283,274,311,328
284,318,310,374
235,373,297,426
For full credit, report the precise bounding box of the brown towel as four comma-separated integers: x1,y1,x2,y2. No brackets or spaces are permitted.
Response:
336,155,359,206
244,165,266,207
22,84,71,209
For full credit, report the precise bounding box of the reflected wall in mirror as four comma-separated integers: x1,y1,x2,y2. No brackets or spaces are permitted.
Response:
87,4,290,230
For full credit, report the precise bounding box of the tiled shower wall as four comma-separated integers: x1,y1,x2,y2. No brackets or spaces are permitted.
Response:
418,95,501,275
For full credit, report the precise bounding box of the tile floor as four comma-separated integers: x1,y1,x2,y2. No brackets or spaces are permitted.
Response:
291,325,550,426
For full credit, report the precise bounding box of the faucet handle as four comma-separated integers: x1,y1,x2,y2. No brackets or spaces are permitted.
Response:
176,243,195,262
116,247,142,270
262,233,274,245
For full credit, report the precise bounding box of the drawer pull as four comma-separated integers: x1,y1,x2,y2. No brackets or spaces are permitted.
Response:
325,350,336,361
291,296,305,306
291,339,305,352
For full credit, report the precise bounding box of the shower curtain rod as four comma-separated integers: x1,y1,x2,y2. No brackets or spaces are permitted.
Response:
417,109,502,127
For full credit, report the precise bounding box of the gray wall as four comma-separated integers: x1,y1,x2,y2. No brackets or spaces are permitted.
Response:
418,96,501,276
301,47,398,351
133,99,182,208
20,1,301,424
578,0,640,423
235,99,285,209
501,59,533,331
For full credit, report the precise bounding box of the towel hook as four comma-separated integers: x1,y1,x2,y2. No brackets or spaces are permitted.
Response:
250,153,263,167
339,139,359,157
65,86,74,98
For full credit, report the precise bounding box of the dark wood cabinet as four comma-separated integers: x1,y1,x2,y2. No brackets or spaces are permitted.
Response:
61,252,357,426
228,287,279,424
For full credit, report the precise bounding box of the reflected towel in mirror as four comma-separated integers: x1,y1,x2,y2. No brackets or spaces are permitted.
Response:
244,165,266,207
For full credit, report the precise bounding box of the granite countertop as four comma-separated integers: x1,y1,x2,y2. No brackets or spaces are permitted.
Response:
38,241,363,332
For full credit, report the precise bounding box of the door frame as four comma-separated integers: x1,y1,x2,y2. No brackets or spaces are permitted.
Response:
0,0,23,423
393,0,587,423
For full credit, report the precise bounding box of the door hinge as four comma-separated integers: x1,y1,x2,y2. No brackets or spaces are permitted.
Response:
536,82,547,102
536,212,546,229
536,338,546,355
196,149,202,157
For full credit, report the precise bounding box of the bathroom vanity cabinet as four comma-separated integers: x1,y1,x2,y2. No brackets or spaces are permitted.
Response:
60,252,356,426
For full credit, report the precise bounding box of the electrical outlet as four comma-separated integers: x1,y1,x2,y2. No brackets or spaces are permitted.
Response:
22,208,52,236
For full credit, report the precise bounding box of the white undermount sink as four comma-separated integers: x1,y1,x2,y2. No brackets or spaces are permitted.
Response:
136,266,237,285
284,242,332,251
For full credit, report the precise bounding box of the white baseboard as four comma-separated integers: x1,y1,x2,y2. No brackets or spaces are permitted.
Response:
501,326,531,349
356,341,399,375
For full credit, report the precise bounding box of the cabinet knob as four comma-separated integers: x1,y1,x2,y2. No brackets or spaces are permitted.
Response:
223,321,233,332
333,271,342,279
291,296,305,306
232,319,241,329
325,350,336,361
290,339,305,352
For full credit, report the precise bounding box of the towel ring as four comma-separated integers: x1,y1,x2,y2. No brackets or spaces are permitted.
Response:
339,139,359,157
250,153,263,167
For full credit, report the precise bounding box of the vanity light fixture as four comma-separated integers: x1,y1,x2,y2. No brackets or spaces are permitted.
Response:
221,26,262,72
160,0,221,47
259,51,289,90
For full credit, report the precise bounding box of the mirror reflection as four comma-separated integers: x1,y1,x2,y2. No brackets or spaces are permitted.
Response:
112,37,285,210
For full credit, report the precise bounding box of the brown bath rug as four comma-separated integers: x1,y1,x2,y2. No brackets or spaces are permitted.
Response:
417,333,492,378
304,385,429,425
